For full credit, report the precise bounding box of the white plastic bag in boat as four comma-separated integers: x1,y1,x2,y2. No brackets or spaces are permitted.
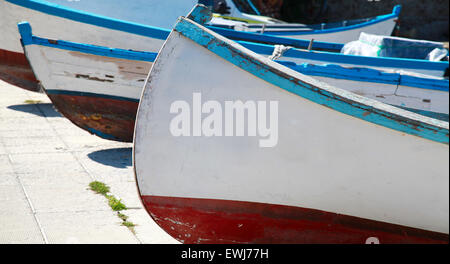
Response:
426,48,449,61
341,32,447,61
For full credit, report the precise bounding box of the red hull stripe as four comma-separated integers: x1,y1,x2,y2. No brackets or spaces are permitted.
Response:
141,195,449,244
47,93,138,142
0,49,40,92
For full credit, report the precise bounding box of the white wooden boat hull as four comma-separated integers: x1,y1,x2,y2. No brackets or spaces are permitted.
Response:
133,15,449,244
19,22,153,142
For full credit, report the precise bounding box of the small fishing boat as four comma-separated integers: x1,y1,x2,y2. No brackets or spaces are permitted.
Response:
18,22,157,142
209,0,401,44
133,10,449,244
18,6,449,142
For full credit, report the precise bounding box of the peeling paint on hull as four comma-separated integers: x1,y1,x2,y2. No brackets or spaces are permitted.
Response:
0,49,40,92
47,93,138,142
141,196,449,244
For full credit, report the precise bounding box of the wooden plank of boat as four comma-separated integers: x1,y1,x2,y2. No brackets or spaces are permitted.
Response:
210,1,401,44
18,22,156,142
133,14,449,244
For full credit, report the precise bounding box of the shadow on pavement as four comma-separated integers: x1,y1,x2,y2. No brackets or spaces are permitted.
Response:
7,103,61,118
88,147,132,169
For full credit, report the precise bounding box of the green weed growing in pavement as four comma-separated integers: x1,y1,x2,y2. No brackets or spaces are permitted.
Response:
89,181,110,195
106,195,127,211
88,181,136,233
24,99,42,104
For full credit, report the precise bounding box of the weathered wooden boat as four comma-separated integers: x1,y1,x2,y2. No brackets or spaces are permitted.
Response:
0,0,197,91
18,22,156,142
19,9,449,142
209,0,401,44
133,13,449,243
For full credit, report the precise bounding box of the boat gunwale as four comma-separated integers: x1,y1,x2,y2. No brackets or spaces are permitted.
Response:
17,22,158,62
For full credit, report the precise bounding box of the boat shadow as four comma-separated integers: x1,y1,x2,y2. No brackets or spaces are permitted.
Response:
7,103,61,118
87,147,132,169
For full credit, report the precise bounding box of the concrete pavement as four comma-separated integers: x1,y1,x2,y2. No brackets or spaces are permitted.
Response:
0,79,179,244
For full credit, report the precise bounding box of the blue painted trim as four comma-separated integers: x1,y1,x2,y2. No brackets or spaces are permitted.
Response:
198,0,214,7
187,4,213,24
397,106,449,122
173,18,448,144
282,48,449,72
400,75,449,91
393,4,402,16
18,22,157,62
211,26,344,51
276,61,449,92
7,0,170,40
243,0,261,16
86,127,120,140
257,5,401,36
17,21,33,45
45,90,140,103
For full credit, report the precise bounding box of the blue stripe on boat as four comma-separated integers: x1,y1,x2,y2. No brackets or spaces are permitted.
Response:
257,5,401,36
209,26,344,51
242,0,261,16
86,127,120,140
174,17,449,144
276,61,449,92
18,22,157,62
397,107,449,122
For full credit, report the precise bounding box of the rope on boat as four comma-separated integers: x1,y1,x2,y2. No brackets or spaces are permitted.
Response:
268,44,293,60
